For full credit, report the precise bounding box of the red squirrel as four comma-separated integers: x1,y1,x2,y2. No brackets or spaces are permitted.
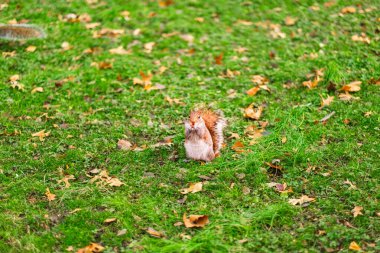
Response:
0,24,45,40
184,109,226,162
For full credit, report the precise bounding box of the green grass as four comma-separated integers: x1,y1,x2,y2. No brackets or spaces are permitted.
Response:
1,0,379,252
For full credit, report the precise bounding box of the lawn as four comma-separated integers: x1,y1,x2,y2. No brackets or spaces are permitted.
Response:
0,0,379,252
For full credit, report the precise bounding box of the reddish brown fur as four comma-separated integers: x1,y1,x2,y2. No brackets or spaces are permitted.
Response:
189,109,220,152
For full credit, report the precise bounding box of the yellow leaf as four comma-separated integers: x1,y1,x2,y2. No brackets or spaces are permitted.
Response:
144,42,155,53
45,188,56,201
32,130,50,141
146,227,164,238
104,218,117,224
26,46,37,52
341,6,356,14
246,86,260,96
109,46,131,55
31,87,44,94
341,81,361,92
183,213,209,228
288,195,315,205
180,182,203,194
349,241,361,251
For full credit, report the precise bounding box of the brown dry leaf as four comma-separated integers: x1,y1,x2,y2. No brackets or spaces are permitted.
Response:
9,74,20,82
158,0,174,7
146,227,164,238
179,34,194,44
32,130,50,141
91,61,113,69
281,136,287,144
231,141,245,153
214,52,223,65
242,186,251,195
31,87,44,94
324,1,336,7
107,177,124,187
77,243,105,253
144,42,155,53
158,66,168,74
341,6,356,14
26,45,37,52
319,95,334,109
109,46,131,55
104,218,117,224
90,170,124,187
352,34,370,44
180,182,203,194
288,195,315,206
341,81,361,92
93,28,125,38
244,104,263,120
284,16,298,26
120,11,130,21
183,213,209,228
343,179,357,190
303,76,322,89
165,96,185,106
246,86,260,96
45,188,56,201
194,17,204,23
61,41,73,51
58,175,75,188
251,75,269,85
133,71,153,86
351,206,363,217
117,139,132,150
339,92,359,101
85,22,101,29
235,20,253,26
349,241,361,251
2,51,16,57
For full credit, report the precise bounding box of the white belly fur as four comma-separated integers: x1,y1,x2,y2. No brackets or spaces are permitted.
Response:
185,140,213,161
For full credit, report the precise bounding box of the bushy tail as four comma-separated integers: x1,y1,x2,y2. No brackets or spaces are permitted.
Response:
0,24,46,40
214,112,227,154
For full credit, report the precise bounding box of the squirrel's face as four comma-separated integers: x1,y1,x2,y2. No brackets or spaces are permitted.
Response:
186,112,205,130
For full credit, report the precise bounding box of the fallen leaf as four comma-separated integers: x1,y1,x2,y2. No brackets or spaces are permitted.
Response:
232,141,246,154
58,175,75,188
180,182,203,194
104,218,117,224
235,20,253,26
32,130,50,141
92,28,124,38
173,222,183,227
144,42,155,53
85,22,101,29
109,46,131,55
288,195,315,206
341,81,361,92
2,51,16,57
303,76,322,89
339,92,359,101
242,186,250,195
251,75,269,85
165,96,185,106
341,6,356,14
146,227,164,238
61,41,73,51
343,179,357,190
117,139,132,150
244,104,263,120
214,52,223,65
90,170,124,187
179,34,194,44
281,136,287,144
31,87,44,94
319,95,334,109
107,177,124,187
349,241,361,251
158,0,174,7
194,17,204,23
26,45,37,52
117,229,127,236
284,16,298,26
352,34,370,44
246,86,260,96
183,213,209,228
351,206,363,217
77,243,105,253
120,10,130,21
45,188,56,201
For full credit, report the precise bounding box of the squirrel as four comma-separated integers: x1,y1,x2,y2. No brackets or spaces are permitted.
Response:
184,109,227,162
0,24,46,40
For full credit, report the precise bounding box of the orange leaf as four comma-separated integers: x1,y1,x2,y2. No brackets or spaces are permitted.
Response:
77,243,105,253
351,206,363,217
341,81,361,92
104,218,117,224
231,141,244,153
45,188,56,201
319,95,334,109
348,241,361,251
158,0,174,7
246,86,260,96
214,53,223,65
180,182,203,194
183,213,209,228
244,104,263,120
146,227,164,238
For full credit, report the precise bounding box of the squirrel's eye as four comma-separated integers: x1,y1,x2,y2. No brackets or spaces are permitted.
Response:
198,116,201,119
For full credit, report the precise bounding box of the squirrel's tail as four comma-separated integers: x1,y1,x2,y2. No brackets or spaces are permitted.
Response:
0,24,46,40
213,111,227,154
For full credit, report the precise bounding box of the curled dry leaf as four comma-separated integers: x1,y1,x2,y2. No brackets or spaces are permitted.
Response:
58,175,75,188
117,139,132,150
284,16,298,26
339,92,359,101
90,170,124,187
231,141,245,153
109,46,131,55
31,87,44,94
104,218,117,224
303,76,322,89
180,182,203,194
214,52,223,65
77,243,105,253
146,227,164,238
183,213,209,228
45,188,56,201
319,95,334,109
341,6,356,14
32,130,50,141
352,34,370,44
288,195,315,206
341,81,361,92
348,241,361,251
246,86,260,96
244,104,263,120
351,206,363,217
26,45,37,52
144,42,155,53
